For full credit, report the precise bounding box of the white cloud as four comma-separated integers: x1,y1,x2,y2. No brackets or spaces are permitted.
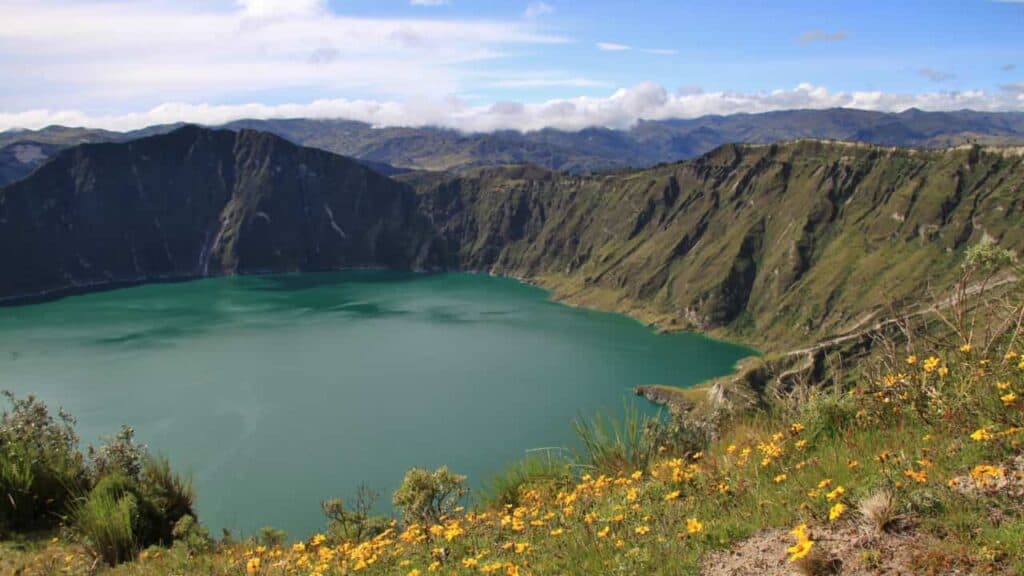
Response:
0,0,565,110
236,0,326,19
524,2,554,18
596,43,675,55
3,82,1022,134
597,42,631,51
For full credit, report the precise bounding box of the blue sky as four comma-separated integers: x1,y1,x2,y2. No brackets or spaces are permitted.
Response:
0,0,1022,131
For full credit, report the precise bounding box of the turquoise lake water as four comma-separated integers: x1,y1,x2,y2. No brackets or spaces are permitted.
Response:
0,271,753,537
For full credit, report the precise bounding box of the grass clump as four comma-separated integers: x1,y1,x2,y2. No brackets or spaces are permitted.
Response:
478,452,573,509
572,401,661,475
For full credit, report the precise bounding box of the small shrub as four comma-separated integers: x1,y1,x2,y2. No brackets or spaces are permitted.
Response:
797,392,857,443
89,425,148,481
140,455,196,544
171,514,211,555
0,392,87,531
392,466,467,525
323,484,391,542
257,526,287,548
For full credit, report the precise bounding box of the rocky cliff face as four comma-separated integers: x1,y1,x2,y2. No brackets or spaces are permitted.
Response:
0,126,440,301
412,142,1024,347
2,128,1022,349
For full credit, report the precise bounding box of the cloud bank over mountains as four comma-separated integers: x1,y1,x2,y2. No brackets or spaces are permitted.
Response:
3,81,1023,134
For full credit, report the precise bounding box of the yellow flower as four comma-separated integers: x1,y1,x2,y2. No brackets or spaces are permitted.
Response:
791,423,805,434
828,502,847,521
686,518,704,534
997,381,1012,391
817,478,833,489
795,439,808,450
971,428,994,442
726,444,737,454
597,526,611,538
906,355,918,365
664,490,681,501
245,558,261,575
773,474,788,483
847,459,860,470
937,366,949,377
1001,392,1017,406
549,528,564,536
310,533,327,547
291,542,306,553
904,469,928,484
634,525,650,535
514,542,530,554
960,343,972,353
922,356,941,372
970,464,1005,486
408,570,421,576
786,524,814,562
826,486,845,501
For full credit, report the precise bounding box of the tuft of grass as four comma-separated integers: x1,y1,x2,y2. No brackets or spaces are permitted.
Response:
477,451,572,510
72,475,139,566
572,401,660,475
857,490,900,534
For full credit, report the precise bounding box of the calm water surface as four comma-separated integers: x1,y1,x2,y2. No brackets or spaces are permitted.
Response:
0,271,753,537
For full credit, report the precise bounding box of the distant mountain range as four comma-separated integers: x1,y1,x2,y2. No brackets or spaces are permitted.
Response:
2,108,1024,188
2,125,1021,350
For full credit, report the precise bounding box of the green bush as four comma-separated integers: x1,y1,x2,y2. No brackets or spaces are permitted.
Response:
0,392,87,532
73,474,157,565
392,466,467,525
171,514,211,556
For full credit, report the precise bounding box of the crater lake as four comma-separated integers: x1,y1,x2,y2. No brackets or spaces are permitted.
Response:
0,271,753,537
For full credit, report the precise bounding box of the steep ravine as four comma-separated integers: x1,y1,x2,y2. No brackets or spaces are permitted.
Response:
2,127,1022,353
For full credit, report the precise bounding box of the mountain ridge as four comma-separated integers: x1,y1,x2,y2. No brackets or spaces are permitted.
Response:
4,108,1024,187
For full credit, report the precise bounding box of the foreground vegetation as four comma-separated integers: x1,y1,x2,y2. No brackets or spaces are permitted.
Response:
2,245,1022,575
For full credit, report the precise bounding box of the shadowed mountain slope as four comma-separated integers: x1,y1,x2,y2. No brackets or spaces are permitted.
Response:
0,126,440,302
